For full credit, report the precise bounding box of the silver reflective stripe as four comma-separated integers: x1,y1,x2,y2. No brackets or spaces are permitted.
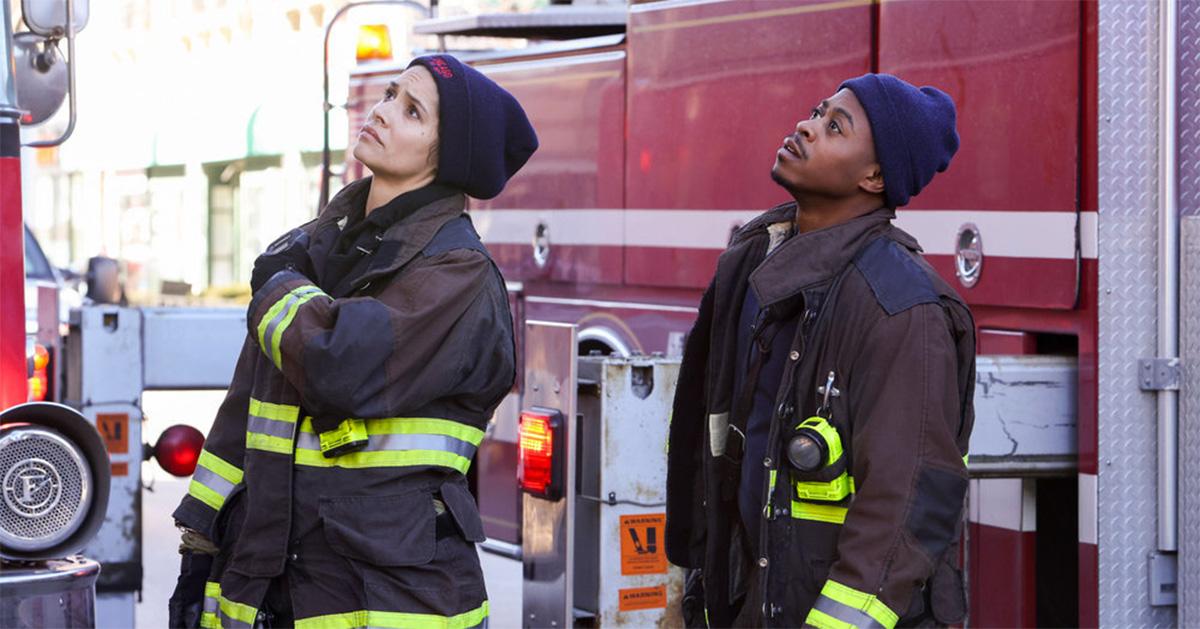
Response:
294,431,477,459
247,413,297,440
192,466,235,499
203,595,219,616
812,595,888,629
218,610,254,629
261,286,321,354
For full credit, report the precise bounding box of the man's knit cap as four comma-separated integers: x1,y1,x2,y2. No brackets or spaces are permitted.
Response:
839,73,958,209
408,54,539,200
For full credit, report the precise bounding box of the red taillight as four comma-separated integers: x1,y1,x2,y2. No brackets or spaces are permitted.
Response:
153,424,206,477
27,344,50,402
518,408,564,500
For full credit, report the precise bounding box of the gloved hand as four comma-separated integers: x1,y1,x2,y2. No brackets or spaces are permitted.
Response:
168,528,217,629
250,229,314,294
682,568,707,628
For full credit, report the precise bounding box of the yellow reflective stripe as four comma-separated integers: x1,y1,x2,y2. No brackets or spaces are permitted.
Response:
221,598,258,622
200,581,231,629
246,398,299,454
294,447,472,473
298,417,485,445
769,469,777,492
790,500,848,524
963,454,970,466
197,450,244,484
256,286,317,351
295,601,489,629
219,596,259,626
247,431,294,454
819,580,899,629
187,480,226,511
248,398,300,423
805,607,856,629
270,289,324,369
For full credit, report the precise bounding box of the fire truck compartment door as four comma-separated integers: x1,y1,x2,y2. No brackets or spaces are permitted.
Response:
968,355,1078,475
880,0,1086,310
592,357,684,625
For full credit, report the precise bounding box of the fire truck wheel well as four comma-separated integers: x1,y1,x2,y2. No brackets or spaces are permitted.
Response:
578,327,630,358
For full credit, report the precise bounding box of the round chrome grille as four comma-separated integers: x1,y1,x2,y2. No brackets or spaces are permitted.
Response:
0,427,92,552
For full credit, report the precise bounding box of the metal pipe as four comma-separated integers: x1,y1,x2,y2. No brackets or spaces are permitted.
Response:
25,0,77,148
1157,0,1180,553
319,0,430,213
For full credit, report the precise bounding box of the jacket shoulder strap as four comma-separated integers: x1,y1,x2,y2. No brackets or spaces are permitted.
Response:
851,237,940,316
423,215,488,258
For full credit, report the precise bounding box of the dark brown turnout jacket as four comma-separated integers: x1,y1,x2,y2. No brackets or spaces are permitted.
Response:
666,203,976,628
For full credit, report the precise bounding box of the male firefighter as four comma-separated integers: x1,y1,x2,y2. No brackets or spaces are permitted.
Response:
665,74,976,628
167,54,537,628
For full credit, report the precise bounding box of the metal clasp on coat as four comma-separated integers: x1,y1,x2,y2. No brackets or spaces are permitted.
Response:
815,371,840,418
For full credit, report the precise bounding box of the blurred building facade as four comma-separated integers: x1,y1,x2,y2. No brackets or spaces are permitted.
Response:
15,0,539,302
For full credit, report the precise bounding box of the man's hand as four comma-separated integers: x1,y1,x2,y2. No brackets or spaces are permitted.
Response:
251,229,314,294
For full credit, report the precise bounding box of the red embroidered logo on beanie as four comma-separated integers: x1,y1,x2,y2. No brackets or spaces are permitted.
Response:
429,57,454,79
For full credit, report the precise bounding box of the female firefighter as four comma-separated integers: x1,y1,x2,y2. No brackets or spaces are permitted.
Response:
168,55,537,628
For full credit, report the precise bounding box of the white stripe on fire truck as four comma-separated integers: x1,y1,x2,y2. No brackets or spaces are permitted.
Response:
968,478,1037,533
470,209,1099,260
1079,472,1098,545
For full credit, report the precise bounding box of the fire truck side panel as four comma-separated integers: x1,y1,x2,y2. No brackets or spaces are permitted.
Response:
880,0,1083,310
1,120,24,409
624,0,872,289
472,51,627,286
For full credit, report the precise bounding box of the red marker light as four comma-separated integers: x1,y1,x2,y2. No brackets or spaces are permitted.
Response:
153,424,206,477
518,408,564,500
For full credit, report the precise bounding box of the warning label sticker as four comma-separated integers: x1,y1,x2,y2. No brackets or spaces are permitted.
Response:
618,585,667,612
97,413,129,454
620,513,667,575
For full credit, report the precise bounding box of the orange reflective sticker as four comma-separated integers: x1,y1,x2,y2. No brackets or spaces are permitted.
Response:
619,585,667,612
97,413,129,454
111,462,129,477
620,513,667,575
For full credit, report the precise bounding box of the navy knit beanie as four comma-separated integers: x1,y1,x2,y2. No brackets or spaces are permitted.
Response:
408,54,539,199
839,74,958,209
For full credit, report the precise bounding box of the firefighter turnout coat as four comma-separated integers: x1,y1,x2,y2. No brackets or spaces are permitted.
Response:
665,204,976,628
172,178,514,629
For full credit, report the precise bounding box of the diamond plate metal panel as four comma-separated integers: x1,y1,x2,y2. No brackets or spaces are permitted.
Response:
1097,0,1175,625
1181,0,1199,221
1177,4,1199,625
1180,217,1200,627
1176,5,1199,625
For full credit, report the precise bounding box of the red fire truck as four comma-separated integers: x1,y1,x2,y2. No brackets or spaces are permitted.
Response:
342,0,1198,626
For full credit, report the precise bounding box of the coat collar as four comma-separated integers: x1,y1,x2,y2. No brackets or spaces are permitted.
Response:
316,176,469,289
748,205,919,307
